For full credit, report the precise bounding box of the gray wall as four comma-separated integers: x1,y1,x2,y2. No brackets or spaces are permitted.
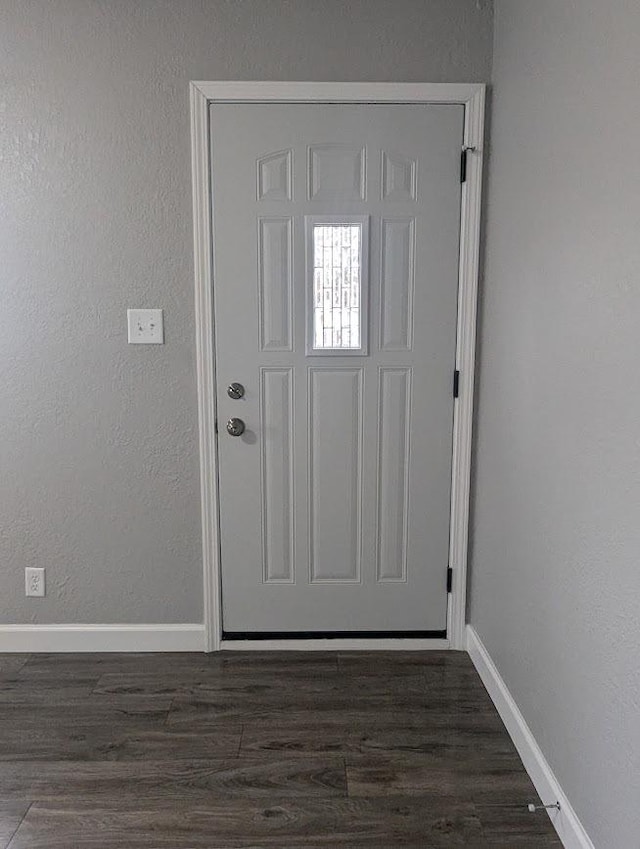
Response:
471,1,640,845
0,0,493,624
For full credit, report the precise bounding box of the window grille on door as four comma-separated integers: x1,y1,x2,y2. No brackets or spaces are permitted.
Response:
305,215,369,355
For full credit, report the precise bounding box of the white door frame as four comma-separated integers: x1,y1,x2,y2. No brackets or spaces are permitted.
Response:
190,81,485,652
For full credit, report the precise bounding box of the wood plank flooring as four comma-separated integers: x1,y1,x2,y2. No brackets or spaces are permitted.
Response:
0,650,562,848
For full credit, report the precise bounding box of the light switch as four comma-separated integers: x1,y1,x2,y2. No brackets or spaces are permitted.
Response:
127,309,164,344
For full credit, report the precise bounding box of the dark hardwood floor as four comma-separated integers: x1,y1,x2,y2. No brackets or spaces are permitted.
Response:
0,650,562,848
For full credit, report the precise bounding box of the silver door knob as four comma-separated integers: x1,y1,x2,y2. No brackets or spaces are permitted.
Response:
226,417,246,437
227,382,245,400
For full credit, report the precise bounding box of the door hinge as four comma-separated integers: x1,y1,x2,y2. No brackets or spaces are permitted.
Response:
453,370,460,399
447,567,453,593
460,148,468,183
460,146,476,184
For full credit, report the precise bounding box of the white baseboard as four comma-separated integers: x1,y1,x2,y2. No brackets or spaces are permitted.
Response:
221,638,450,651
0,624,205,653
466,625,594,849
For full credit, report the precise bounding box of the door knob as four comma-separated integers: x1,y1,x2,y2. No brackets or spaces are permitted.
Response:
226,417,246,437
227,382,245,400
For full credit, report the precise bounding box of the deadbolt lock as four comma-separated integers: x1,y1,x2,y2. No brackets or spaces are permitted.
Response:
227,382,245,400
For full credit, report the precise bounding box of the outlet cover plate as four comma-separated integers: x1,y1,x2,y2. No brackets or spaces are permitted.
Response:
25,567,45,597
127,309,164,344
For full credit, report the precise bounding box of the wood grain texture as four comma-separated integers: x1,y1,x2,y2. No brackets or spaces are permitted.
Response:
346,750,537,799
475,804,567,847
0,801,30,849
14,653,211,679
0,758,345,801
0,656,29,680
0,726,242,763
0,651,561,847
5,797,484,848
94,671,428,697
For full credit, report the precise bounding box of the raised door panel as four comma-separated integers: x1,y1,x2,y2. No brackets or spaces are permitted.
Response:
258,217,293,352
309,368,363,583
308,144,366,201
257,149,292,201
381,151,417,202
379,218,415,351
376,368,412,583
260,368,295,583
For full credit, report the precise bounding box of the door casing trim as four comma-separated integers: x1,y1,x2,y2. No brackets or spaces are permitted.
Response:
190,81,485,651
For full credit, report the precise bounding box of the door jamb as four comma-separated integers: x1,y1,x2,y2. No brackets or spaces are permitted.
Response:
190,81,485,651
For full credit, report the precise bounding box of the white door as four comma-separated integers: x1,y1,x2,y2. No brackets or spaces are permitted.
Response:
211,103,463,636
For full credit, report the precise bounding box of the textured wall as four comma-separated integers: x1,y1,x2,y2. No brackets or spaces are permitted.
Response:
0,0,493,624
470,1,640,845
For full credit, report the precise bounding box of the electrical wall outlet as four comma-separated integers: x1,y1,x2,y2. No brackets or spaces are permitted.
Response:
25,567,45,597
127,309,164,344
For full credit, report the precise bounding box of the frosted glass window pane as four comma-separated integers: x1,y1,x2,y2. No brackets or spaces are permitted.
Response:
312,224,361,349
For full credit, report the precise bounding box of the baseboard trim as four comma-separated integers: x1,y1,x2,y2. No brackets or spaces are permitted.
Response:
466,625,594,849
0,624,205,653
221,638,450,652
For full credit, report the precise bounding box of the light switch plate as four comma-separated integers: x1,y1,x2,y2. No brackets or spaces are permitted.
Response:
127,309,164,344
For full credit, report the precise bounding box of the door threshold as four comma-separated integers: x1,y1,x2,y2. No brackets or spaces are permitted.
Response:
219,633,450,652
223,630,446,640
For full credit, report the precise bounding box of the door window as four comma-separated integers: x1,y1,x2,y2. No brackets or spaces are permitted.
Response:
306,215,369,355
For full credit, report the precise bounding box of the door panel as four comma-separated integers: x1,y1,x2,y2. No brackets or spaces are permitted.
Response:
210,103,463,634
309,367,363,584
260,367,294,584
257,218,293,352
376,367,411,583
